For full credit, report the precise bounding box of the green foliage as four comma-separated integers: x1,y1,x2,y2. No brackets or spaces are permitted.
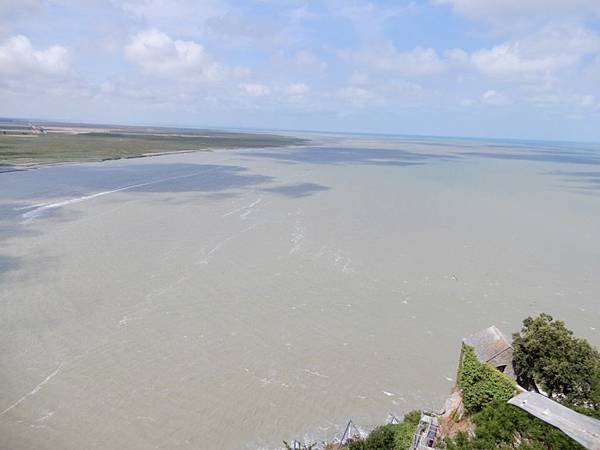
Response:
441,400,584,449
0,129,307,166
441,431,473,450
457,345,516,413
346,411,421,450
512,313,600,408
363,425,396,450
393,410,421,450
347,439,366,450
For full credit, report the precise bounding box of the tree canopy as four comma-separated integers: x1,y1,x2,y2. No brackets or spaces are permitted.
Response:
512,313,600,409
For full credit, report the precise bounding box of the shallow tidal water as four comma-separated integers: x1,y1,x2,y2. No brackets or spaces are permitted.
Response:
1,134,600,449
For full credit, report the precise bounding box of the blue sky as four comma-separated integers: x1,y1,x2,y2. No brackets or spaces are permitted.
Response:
2,0,600,141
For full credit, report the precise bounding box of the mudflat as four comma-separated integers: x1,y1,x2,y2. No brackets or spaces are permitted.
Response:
1,134,599,449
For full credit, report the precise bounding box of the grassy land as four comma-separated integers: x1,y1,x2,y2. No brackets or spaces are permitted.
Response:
0,124,308,167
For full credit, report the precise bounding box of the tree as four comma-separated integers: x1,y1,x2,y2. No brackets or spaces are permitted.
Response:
512,313,600,407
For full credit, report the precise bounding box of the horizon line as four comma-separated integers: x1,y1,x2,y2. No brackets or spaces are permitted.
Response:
2,115,599,147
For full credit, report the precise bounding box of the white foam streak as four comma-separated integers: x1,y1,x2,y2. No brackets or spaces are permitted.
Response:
19,170,205,224
199,223,259,264
222,196,263,219
0,364,62,417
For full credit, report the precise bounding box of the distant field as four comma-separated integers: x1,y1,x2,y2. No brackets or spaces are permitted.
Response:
0,124,307,167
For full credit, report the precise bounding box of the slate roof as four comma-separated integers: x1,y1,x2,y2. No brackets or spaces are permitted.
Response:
463,325,512,363
509,392,600,450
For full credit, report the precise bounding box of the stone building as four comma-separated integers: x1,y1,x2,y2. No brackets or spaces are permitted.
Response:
463,325,516,379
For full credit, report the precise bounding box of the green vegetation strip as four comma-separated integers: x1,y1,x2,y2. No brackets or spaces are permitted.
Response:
0,131,307,166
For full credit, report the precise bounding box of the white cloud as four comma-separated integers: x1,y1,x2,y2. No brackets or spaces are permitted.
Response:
279,83,310,105
0,35,70,79
238,82,270,96
124,29,223,81
445,48,469,65
469,26,600,81
471,44,571,80
481,90,511,106
342,44,446,77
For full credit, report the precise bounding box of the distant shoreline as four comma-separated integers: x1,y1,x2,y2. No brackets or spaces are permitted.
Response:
0,120,309,170
0,149,201,173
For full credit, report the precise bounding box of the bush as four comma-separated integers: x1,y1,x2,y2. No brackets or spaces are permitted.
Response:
363,425,396,450
347,439,366,450
392,411,421,450
441,400,584,449
346,410,421,450
457,345,516,413
513,313,600,408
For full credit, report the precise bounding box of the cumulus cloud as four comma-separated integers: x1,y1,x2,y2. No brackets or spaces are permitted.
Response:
124,29,223,81
469,26,600,81
0,35,70,79
1,0,599,138
342,44,446,77
471,44,572,80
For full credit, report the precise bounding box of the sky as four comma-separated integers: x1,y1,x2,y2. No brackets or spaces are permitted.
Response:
1,0,600,141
